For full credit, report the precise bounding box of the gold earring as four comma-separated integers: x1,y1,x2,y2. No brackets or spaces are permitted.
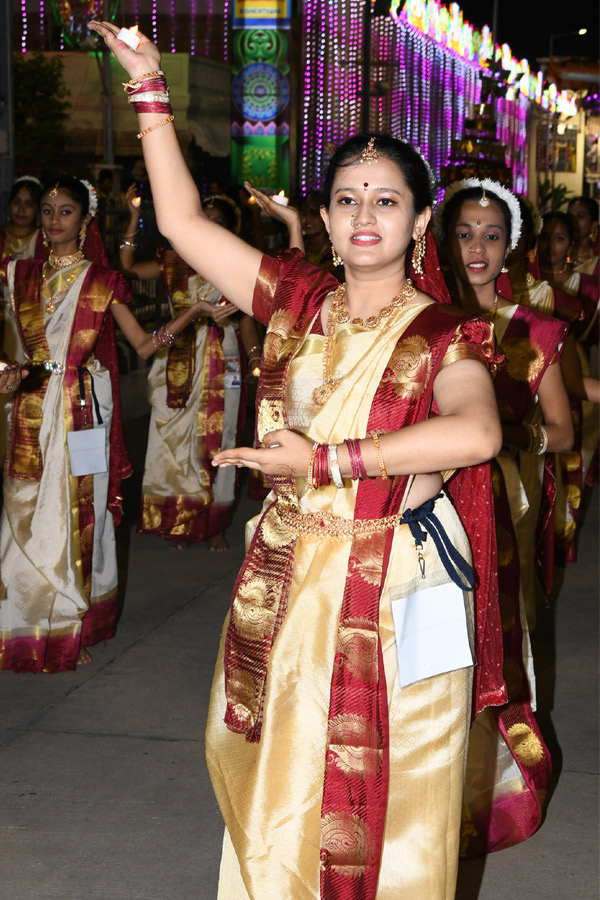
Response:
411,234,426,275
79,224,87,250
42,230,48,248
527,248,537,263
330,242,343,267
500,264,509,273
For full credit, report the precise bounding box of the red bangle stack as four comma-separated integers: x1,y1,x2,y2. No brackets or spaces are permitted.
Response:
307,442,331,489
345,438,368,480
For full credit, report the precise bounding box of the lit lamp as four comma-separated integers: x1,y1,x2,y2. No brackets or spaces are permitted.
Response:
271,190,289,207
548,28,587,58
117,26,141,51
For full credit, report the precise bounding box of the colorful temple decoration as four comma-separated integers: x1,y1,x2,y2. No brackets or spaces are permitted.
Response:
230,4,291,192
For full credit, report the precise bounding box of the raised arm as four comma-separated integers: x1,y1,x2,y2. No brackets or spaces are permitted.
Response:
89,21,261,315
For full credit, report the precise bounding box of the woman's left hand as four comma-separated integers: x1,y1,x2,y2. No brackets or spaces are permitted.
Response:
212,429,313,477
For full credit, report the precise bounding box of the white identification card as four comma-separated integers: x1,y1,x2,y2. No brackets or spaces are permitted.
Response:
67,427,108,477
224,354,241,389
391,582,474,687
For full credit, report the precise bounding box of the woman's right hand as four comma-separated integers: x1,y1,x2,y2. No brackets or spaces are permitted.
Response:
244,182,301,229
89,21,161,81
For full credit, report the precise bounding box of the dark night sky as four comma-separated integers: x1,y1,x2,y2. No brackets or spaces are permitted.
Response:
455,0,599,65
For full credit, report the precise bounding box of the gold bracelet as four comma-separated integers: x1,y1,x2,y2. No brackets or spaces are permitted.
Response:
125,69,164,89
307,442,319,490
137,114,175,140
371,432,388,480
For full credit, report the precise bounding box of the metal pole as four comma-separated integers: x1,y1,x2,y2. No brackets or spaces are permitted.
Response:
361,0,371,133
0,0,15,224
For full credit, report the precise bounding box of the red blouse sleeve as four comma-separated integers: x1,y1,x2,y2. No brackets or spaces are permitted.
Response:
440,317,500,373
252,248,339,326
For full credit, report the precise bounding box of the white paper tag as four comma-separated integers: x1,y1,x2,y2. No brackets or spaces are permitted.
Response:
391,581,474,687
67,427,108,477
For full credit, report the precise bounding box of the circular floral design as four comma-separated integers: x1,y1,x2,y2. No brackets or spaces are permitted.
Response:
502,337,545,383
232,63,289,122
383,334,432,398
321,812,375,876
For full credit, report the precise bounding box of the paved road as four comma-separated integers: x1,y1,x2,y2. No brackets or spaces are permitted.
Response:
0,409,597,899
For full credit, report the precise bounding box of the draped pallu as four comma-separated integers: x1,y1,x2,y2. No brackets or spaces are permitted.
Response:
460,303,566,857
0,258,131,673
138,250,245,542
206,250,504,900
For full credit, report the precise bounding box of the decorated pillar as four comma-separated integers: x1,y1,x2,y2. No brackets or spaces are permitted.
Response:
230,1,291,193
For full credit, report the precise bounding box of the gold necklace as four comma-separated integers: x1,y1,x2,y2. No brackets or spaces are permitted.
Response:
312,280,416,409
42,263,80,315
486,294,499,320
525,271,535,286
48,249,85,269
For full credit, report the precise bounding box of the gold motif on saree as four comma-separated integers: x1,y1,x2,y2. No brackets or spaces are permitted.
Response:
506,722,544,766
79,522,94,557
564,451,581,473
19,393,44,421
71,329,98,352
382,334,432,399
225,666,258,728
142,502,163,530
263,308,297,364
168,359,192,388
261,507,294,549
79,286,110,312
327,714,382,779
232,576,278,640
338,618,378,682
502,337,545,383
566,483,581,508
348,545,385,587
502,658,523,700
207,410,224,435
257,397,284,443
496,524,515,567
170,289,191,315
320,812,375,876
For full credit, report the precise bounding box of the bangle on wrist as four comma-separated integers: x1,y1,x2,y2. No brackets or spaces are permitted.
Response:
370,432,388,480
328,444,344,488
246,345,261,357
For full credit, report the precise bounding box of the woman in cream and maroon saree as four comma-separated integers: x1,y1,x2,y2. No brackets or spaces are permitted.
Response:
0,176,210,673
438,179,574,856
118,188,261,551
94,22,503,899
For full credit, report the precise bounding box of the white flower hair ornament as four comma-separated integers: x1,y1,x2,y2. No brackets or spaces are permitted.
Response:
436,178,523,250
13,175,43,189
80,179,98,217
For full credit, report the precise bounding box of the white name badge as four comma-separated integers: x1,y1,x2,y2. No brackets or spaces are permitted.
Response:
224,354,241,389
390,581,474,688
67,427,108,477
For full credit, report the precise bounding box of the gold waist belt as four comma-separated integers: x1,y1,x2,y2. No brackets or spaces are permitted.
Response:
276,502,406,541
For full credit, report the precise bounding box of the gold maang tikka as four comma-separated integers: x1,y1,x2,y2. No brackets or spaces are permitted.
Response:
478,188,490,207
360,137,378,164
49,182,60,198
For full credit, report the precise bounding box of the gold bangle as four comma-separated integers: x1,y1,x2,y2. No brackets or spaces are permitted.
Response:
371,432,388,480
137,114,175,140
125,69,164,89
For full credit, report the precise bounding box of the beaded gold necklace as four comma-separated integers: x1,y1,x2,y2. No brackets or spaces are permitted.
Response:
312,280,416,409
48,249,85,270
42,262,80,316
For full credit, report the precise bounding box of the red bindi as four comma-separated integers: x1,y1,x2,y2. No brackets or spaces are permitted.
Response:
363,183,369,190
